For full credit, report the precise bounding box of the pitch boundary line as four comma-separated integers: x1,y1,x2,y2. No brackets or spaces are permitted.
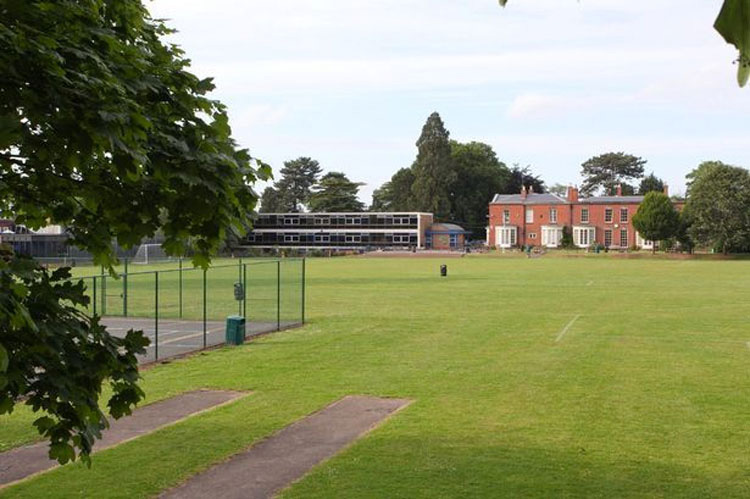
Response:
556,314,581,343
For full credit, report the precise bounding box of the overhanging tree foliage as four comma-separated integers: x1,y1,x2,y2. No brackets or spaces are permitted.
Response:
1,0,267,463
632,192,680,253
498,0,750,87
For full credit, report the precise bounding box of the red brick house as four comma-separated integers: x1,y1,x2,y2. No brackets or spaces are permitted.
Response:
488,185,681,250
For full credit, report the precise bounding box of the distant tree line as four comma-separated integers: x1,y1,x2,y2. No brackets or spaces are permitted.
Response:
256,116,750,253
260,157,364,213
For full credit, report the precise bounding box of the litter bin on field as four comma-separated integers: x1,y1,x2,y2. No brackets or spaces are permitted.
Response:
440,265,448,277
225,315,246,345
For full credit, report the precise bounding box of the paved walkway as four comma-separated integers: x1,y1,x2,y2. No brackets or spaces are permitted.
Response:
161,396,412,499
0,390,246,488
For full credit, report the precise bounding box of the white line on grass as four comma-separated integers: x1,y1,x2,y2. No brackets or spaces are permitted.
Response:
556,315,581,343
586,280,594,286
746,341,750,350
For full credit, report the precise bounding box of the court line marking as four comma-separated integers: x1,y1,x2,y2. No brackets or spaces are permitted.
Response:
556,314,581,343
154,328,225,346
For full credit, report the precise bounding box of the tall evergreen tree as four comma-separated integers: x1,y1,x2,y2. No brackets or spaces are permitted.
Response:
580,152,646,196
275,157,323,211
411,113,456,219
308,172,365,212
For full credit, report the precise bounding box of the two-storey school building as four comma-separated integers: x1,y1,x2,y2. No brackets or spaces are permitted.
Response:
245,212,436,250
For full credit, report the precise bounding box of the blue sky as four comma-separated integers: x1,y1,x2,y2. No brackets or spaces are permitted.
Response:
150,0,750,202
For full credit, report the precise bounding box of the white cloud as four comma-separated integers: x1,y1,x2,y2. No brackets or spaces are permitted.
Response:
146,0,750,205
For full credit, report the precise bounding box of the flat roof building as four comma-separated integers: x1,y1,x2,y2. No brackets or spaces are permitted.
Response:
244,212,434,250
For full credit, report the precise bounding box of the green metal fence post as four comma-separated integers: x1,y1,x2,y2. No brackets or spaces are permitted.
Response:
277,260,281,331
92,277,97,316
155,271,159,360
179,258,183,319
238,258,242,316
203,268,207,348
301,258,306,324
242,264,247,319
123,258,128,317
101,266,107,316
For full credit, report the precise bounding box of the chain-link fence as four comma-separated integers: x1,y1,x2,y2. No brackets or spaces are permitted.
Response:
77,259,305,363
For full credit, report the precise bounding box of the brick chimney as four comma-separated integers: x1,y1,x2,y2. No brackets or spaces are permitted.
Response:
616,184,623,197
663,184,669,196
567,186,579,202
520,185,528,200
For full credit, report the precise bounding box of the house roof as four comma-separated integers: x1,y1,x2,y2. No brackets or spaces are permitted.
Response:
490,193,569,205
580,196,645,204
427,223,469,233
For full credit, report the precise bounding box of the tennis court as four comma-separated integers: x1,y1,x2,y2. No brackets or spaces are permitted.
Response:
76,258,306,364
102,317,301,364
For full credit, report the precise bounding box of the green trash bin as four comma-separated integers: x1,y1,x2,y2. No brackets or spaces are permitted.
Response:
226,316,246,345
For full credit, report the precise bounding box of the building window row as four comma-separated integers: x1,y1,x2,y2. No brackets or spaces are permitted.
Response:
247,232,418,245
258,214,420,228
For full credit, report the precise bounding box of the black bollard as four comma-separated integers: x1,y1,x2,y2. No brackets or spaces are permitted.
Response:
440,264,447,277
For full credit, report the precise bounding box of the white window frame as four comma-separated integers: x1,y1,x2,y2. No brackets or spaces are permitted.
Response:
503,210,510,225
284,218,299,226
620,229,628,248
495,226,517,248
620,208,629,223
580,208,589,224
528,232,537,240
604,229,613,248
604,208,613,223
541,226,562,248
573,226,595,248
392,234,412,244
345,235,362,243
525,208,534,224
314,234,330,243
314,217,329,225
549,208,558,224
284,235,300,243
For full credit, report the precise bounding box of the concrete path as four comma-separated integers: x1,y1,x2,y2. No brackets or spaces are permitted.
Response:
0,390,246,488
161,396,412,499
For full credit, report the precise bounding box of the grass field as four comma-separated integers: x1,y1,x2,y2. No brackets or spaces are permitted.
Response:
2,255,750,497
